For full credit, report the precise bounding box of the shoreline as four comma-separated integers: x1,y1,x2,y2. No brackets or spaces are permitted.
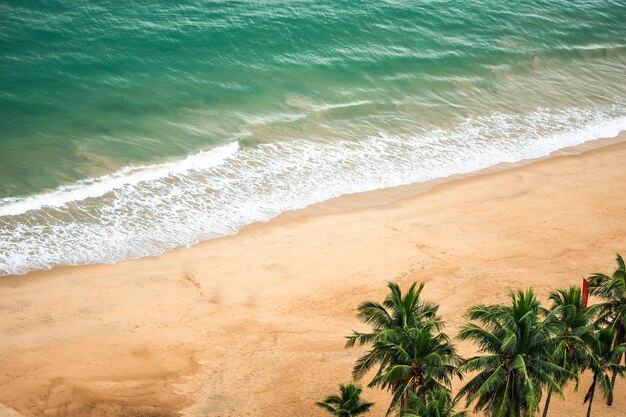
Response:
0,132,625,416
262,130,626,221
4,131,625,279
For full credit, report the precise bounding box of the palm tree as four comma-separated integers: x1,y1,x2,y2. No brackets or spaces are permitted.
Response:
347,282,442,348
457,289,570,417
541,286,596,417
587,253,626,404
363,323,461,415
346,282,461,415
316,384,374,417
402,388,467,417
583,327,626,417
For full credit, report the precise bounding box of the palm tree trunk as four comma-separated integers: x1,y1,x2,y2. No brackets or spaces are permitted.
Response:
541,389,552,417
608,330,625,406
587,375,597,417
607,353,622,406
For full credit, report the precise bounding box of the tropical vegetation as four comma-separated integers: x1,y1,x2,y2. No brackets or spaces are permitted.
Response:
457,289,569,417
315,254,625,417
345,282,461,415
541,286,597,417
587,254,626,404
582,327,626,417
316,384,374,417
402,388,467,417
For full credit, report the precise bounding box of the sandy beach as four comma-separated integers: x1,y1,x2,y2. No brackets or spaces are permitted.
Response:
1,134,625,417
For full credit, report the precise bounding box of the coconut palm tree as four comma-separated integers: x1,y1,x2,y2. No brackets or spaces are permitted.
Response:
583,327,626,417
316,384,374,417
346,282,461,415
541,286,596,417
364,323,461,415
457,289,570,417
402,388,467,417
346,282,442,349
587,253,626,404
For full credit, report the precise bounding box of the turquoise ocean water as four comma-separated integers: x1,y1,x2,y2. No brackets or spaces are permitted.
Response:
1,1,625,275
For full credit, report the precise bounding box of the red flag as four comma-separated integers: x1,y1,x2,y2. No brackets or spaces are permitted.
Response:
582,278,589,308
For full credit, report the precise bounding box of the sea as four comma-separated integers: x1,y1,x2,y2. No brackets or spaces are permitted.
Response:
1,0,625,275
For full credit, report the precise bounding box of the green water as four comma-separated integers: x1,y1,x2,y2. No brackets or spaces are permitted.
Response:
0,0,624,274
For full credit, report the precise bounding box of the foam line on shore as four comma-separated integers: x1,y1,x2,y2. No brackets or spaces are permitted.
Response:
1,105,625,276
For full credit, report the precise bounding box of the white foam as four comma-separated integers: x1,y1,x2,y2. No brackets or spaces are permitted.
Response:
1,105,625,276
0,142,239,216
311,100,372,112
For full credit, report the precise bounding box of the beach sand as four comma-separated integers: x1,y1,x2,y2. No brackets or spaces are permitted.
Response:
0,134,625,417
